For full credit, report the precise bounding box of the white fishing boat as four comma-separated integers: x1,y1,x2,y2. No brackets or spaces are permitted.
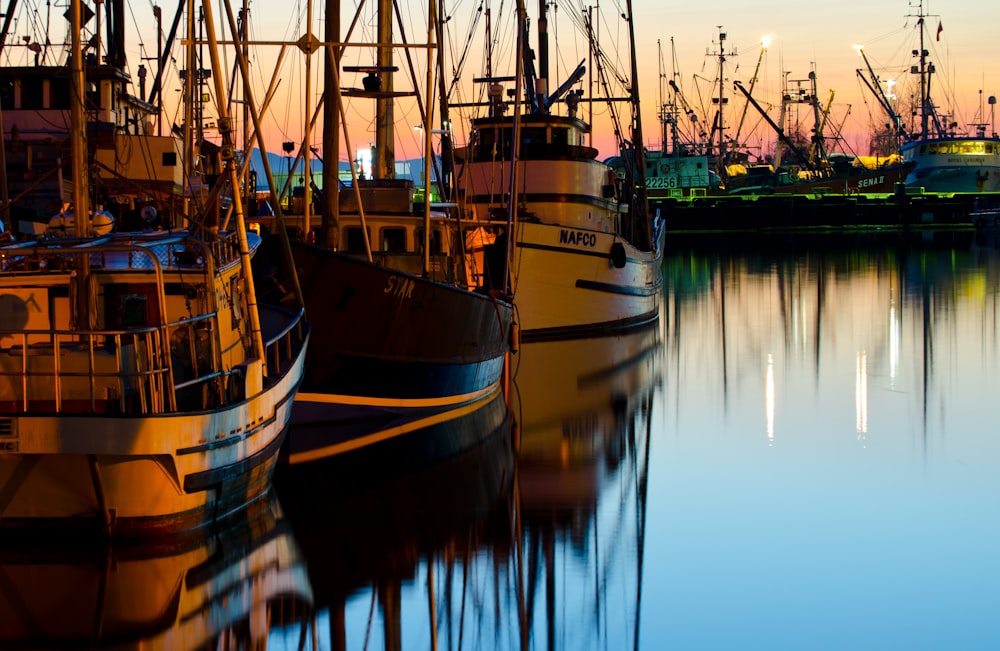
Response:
454,0,664,341
0,227,308,536
0,0,309,537
889,1,1000,192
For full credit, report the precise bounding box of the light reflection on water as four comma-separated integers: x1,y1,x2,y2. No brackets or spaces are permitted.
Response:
4,231,999,649
654,231,1000,649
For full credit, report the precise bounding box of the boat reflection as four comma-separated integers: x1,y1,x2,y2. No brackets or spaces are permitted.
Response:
511,325,662,648
513,325,663,513
273,387,515,647
0,496,313,649
274,324,663,649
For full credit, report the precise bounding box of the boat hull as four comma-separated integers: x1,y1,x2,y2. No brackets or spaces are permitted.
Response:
253,237,512,425
902,138,1000,192
511,220,665,340
457,113,665,341
279,383,509,467
0,333,306,537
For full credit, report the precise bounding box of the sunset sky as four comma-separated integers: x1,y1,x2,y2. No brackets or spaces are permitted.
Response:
4,0,997,164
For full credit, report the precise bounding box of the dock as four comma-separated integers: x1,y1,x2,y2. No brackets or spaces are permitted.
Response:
652,190,996,232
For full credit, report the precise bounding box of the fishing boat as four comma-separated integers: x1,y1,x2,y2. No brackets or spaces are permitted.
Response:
724,75,911,196
453,0,664,341
871,1,1000,192
0,1,199,235
251,0,513,429
0,0,309,537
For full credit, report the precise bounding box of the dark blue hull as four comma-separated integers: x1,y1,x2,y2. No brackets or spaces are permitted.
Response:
253,236,513,428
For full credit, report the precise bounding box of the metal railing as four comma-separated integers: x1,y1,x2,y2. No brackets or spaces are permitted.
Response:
0,233,266,415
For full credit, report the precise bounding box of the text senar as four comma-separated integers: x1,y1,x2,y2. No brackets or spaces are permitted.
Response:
559,229,597,248
856,175,885,190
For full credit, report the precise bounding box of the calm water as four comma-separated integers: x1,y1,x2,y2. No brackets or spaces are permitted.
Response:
4,230,999,649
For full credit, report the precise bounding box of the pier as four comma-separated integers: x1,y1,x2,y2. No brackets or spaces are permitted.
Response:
653,190,994,232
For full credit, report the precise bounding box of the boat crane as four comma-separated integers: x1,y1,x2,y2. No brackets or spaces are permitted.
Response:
668,80,709,153
809,90,835,168
733,80,813,170
853,43,906,146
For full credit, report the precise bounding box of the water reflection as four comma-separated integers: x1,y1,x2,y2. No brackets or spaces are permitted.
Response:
274,387,516,649
512,326,662,649
662,230,1000,444
270,324,662,649
653,230,1000,648
0,496,312,649
14,230,999,647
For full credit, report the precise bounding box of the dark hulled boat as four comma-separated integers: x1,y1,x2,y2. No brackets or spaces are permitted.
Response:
250,0,513,433
254,234,511,429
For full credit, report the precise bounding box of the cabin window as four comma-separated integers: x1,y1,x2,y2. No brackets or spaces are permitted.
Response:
0,80,13,110
116,294,149,328
105,284,161,328
345,226,371,253
476,127,513,159
162,151,177,167
522,127,547,147
476,128,495,157
20,78,44,110
119,295,148,327
551,127,569,151
415,227,443,255
381,227,407,252
49,78,71,109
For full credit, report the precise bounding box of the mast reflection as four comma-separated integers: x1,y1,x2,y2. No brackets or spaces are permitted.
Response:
274,387,516,650
512,324,662,649
272,322,663,649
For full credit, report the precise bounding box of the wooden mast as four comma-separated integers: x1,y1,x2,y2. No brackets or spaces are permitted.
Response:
624,0,651,250
70,0,93,330
321,0,341,250
201,0,266,364
374,0,394,179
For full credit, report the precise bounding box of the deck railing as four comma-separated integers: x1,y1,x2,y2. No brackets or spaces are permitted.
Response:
0,232,290,415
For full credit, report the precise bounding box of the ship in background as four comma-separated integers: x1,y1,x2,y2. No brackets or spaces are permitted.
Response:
858,0,1000,193
643,30,910,199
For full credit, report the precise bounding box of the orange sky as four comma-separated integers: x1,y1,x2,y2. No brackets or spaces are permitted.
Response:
6,0,997,164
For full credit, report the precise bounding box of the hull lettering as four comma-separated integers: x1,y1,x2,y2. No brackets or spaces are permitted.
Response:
856,175,886,190
559,229,598,248
384,276,415,299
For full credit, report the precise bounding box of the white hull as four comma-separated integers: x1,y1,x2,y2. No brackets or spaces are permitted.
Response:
457,114,665,340
511,220,664,338
902,138,1000,192
0,336,306,533
0,230,310,536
